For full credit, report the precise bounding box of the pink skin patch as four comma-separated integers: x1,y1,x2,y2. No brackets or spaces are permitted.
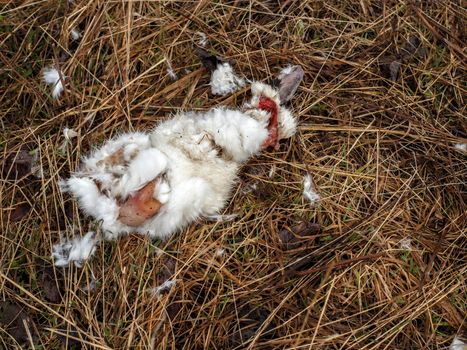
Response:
118,180,162,227
259,96,279,150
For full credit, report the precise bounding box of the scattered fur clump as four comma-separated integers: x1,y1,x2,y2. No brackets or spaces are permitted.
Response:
42,67,65,99
303,173,320,203
210,62,245,96
52,231,97,267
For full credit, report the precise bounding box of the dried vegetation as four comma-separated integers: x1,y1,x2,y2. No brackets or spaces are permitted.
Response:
0,0,466,349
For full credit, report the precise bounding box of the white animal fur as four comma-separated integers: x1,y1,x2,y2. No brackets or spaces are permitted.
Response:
210,62,245,96
196,32,208,47
43,67,65,99
247,82,297,139
52,231,97,267
280,65,295,75
303,173,320,203
149,278,179,298
166,59,178,81
450,336,467,350
62,79,299,242
70,27,80,40
59,127,78,152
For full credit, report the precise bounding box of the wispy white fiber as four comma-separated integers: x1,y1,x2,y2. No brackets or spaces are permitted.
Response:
196,32,208,47
241,181,258,194
149,279,179,298
268,165,276,178
205,214,239,222
454,143,466,152
64,128,78,140
43,66,65,99
70,27,80,40
215,248,225,257
280,65,295,75
59,128,78,152
166,59,178,80
303,173,320,203
450,336,467,350
398,238,412,251
210,62,245,96
52,231,97,268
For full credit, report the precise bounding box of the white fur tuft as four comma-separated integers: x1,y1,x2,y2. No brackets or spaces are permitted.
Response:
148,278,179,298
112,148,168,198
43,67,65,99
280,65,295,75
52,231,97,268
65,177,124,238
63,127,78,140
70,27,80,40
398,238,412,251
450,336,467,350
278,107,297,139
249,82,280,106
196,32,208,47
303,173,320,203
166,59,178,81
59,128,78,152
210,62,245,96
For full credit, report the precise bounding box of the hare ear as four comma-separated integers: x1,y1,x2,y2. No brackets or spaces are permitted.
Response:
275,65,304,103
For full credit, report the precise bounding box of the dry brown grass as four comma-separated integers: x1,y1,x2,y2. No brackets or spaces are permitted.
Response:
1,1,466,349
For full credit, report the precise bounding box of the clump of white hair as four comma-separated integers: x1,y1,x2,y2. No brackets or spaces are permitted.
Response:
303,173,320,204
210,62,245,96
52,231,98,268
43,66,65,99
